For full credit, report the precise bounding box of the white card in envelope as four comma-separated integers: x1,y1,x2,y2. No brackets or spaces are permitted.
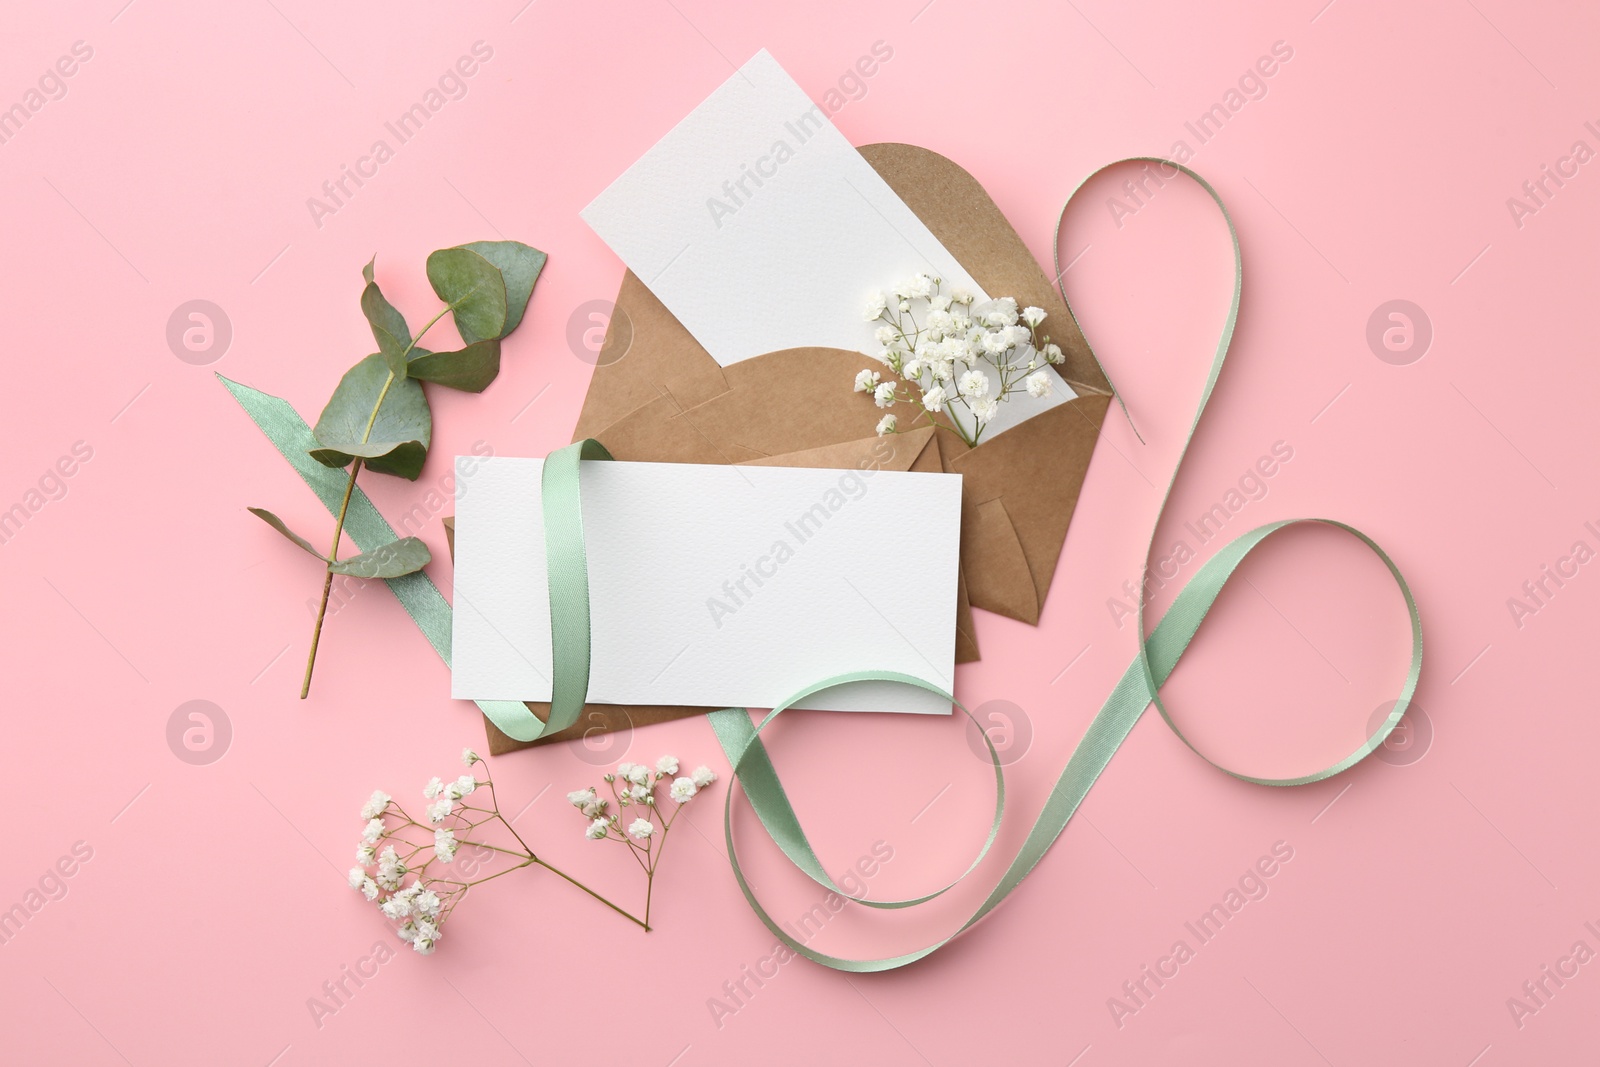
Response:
450,456,961,715
580,48,1073,443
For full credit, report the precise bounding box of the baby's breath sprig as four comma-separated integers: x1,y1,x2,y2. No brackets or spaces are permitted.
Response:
568,756,717,932
855,274,1065,448
350,748,715,955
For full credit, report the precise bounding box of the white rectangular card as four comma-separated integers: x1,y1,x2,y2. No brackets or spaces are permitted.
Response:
450,455,961,715
580,49,1073,441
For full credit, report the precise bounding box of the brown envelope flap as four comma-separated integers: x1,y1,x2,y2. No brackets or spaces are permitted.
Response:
949,391,1113,624
573,270,732,440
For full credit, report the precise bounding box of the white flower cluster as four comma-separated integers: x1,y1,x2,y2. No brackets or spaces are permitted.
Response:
570,756,717,844
346,747,486,955
857,275,1064,447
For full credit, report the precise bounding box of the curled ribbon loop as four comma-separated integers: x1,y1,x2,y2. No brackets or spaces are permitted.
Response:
677,159,1424,970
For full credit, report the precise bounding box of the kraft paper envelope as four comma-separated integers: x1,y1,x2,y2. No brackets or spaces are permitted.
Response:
578,142,1113,631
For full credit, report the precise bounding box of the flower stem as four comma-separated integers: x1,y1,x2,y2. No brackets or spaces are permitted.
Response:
300,303,455,699
534,857,651,931
301,457,363,698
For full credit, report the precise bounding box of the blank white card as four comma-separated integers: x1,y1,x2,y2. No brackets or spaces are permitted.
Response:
450,456,961,715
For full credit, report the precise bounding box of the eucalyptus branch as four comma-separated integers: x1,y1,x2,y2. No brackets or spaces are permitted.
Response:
247,242,547,699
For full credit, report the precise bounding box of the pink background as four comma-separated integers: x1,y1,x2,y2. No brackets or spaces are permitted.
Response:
4,0,1597,1062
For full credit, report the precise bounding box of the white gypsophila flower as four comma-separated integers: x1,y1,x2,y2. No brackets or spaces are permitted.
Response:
875,414,897,437
931,361,954,383
670,777,698,802
356,843,376,866
454,775,476,797
412,937,436,956
361,818,384,844
376,848,405,891
930,294,952,312
415,888,441,918
628,818,655,840
567,787,597,809
1022,306,1047,328
853,369,880,393
416,918,440,942
585,817,610,840
902,358,924,379
950,286,974,304
615,761,638,782
1042,342,1064,364
348,867,367,890
397,921,418,942
1006,323,1032,348
629,784,650,802
433,827,458,863
864,290,888,320
873,382,897,409
360,877,379,901
360,790,391,820
971,398,1000,424
944,336,973,363
958,370,991,398
656,755,680,775
626,764,650,786
381,896,413,921
908,273,935,299
897,300,911,313
922,385,947,413
925,309,953,335
691,765,717,788
1026,371,1053,398
976,297,1019,328
981,330,1012,358
874,325,897,346
461,748,480,766
423,777,445,799
426,798,453,824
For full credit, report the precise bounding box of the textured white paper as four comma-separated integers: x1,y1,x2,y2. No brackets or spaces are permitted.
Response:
450,456,961,715
580,49,1072,441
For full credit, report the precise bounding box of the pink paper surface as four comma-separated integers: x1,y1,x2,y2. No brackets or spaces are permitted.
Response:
4,1,1597,1063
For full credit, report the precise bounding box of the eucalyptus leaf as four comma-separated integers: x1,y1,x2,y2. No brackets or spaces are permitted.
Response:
426,247,507,344
328,536,431,578
407,339,501,392
458,240,546,336
360,257,413,361
248,507,328,561
380,341,409,380
310,353,433,480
